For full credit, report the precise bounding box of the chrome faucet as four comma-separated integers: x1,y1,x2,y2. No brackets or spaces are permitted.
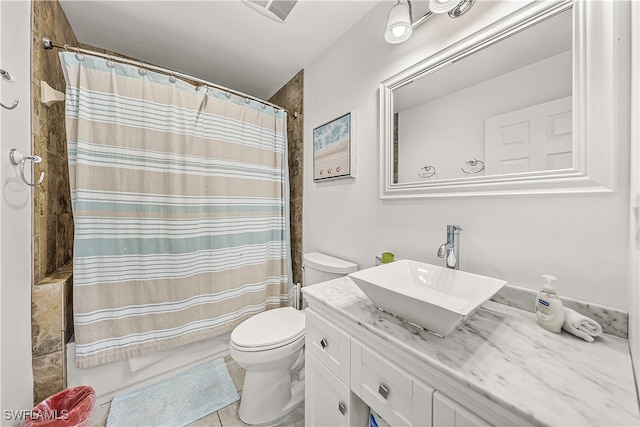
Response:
437,225,462,270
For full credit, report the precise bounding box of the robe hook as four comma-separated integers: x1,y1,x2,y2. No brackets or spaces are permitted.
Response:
1,68,15,83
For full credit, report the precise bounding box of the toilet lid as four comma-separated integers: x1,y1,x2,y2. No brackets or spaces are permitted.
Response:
231,307,305,351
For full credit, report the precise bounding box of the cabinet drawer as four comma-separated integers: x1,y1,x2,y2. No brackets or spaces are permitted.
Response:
351,339,434,426
305,308,351,384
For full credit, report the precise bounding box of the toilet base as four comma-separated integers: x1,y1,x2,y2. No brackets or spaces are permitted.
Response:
238,377,304,425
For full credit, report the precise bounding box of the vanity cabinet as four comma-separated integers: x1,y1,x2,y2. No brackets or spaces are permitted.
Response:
433,392,490,427
303,278,640,426
305,308,489,427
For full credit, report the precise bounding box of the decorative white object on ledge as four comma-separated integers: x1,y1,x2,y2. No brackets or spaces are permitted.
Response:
40,80,64,107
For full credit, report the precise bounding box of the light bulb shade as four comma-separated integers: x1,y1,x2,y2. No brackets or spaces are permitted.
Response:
428,0,461,14
384,1,412,44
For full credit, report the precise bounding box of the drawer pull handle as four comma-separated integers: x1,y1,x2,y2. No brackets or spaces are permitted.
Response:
338,401,346,415
378,383,389,400
320,338,328,349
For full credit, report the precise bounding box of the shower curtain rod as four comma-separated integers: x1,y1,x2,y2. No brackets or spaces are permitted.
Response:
41,37,299,118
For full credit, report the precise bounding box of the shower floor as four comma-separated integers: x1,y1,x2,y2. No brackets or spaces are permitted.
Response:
91,355,305,427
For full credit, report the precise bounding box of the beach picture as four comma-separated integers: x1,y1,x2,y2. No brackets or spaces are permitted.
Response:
313,112,353,181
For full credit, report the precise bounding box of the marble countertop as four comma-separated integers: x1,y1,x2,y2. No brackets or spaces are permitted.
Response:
302,277,640,427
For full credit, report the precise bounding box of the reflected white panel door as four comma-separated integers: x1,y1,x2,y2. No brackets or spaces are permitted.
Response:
485,96,572,174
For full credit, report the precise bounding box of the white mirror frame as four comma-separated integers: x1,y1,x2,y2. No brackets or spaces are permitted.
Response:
380,0,620,199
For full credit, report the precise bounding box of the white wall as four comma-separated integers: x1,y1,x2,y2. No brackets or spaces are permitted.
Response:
629,0,640,396
304,1,631,310
1,0,34,420
1,0,3,413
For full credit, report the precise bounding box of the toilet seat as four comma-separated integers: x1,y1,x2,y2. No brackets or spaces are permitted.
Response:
230,307,305,352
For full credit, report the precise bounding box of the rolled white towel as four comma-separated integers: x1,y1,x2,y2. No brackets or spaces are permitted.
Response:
562,307,603,342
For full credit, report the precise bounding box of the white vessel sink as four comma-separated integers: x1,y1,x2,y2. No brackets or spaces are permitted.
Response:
348,260,507,337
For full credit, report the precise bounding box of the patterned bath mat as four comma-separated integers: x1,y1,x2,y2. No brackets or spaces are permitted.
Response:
106,358,239,426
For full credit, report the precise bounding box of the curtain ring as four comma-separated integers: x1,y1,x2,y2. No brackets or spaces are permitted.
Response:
169,74,176,83
106,55,115,68
63,44,70,51
74,46,84,61
245,97,251,104
261,103,266,109
138,63,147,76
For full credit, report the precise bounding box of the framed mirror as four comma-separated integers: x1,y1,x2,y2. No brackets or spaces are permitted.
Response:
380,0,620,198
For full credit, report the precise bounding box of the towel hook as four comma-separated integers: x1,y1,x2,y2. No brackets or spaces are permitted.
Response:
1,68,19,110
1,99,19,110
461,158,485,175
9,149,45,187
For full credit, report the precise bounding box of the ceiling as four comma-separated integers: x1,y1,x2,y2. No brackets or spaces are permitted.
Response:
58,0,382,101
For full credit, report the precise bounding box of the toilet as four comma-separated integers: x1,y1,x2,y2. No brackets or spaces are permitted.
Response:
229,252,357,425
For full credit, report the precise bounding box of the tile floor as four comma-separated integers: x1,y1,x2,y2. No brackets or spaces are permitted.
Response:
93,355,305,427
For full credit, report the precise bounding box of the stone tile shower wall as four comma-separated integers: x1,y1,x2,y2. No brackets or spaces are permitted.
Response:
32,1,75,283
31,0,77,404
269,70,304,289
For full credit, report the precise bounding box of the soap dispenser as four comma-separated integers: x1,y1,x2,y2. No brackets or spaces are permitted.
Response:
535,274,564,333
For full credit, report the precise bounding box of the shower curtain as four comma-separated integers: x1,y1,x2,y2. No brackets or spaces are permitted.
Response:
60,52,289,368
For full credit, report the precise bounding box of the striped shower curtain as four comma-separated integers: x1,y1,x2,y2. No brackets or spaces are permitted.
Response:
60,52,289,368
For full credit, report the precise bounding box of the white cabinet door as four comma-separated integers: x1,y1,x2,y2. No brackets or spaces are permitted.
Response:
305,351,368,427
433,392,490,427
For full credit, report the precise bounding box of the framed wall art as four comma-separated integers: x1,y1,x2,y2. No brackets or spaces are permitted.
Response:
313,111,355,182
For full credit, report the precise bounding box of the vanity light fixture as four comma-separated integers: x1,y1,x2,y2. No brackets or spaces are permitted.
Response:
384,0,413,44
384,0,476,44
429,0,464,15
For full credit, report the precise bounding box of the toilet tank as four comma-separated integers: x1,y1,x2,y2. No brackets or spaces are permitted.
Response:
302,252,357,287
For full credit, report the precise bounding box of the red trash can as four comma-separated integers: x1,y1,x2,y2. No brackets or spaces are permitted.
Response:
24,386,95,427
